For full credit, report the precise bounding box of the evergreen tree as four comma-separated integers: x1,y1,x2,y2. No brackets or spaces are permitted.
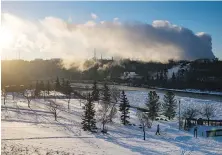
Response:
162,91,177,120
34,81,40,97
39,81,45,99
156,73,159,81
63,80,72,97
119,90,130,125
146,91,160,121
55,77,61,91
171,72,177,88
92,81,99,101
102,82,110,105
172,72,176,82
61,78,66,93
47,80,50,95
40,81,45,91
81,93,97,132
163,69,168,83
159,71,164,81
65,80,72,109
65,80,72,95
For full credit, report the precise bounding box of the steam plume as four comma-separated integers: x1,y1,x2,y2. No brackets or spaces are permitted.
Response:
1,13,215,64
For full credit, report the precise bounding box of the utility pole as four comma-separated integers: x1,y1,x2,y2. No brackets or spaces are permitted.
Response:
179,100,181,130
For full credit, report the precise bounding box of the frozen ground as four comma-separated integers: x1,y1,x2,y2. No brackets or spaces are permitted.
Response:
1,91,222,155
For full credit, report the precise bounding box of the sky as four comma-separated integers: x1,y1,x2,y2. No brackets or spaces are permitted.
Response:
1,1,222,61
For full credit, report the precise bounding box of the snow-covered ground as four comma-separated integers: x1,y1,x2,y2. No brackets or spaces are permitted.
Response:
1,92,222,155
125,90,222,119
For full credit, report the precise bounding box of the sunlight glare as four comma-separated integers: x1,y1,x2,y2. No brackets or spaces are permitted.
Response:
0,27,14,49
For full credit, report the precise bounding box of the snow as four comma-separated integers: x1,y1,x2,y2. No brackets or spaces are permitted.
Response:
167,63,190,79
125,90,222,119
120,72,142,80
167,65,181,79
1,91,222,155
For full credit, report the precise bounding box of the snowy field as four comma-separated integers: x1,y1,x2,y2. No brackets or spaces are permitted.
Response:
125,90,222,119
1,91,222,155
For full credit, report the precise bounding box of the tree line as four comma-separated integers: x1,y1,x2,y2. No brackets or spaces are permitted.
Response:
2,58,222,91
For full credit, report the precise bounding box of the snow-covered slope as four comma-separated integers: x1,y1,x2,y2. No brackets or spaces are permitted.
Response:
1,92,222,155
167,63,190,79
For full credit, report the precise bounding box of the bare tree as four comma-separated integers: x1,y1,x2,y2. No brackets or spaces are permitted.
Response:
24,89,34,108
42,89,46,101
182,106,199,119
11,85,17,100
47,99,61,121
66,93,72,110
110,86,120,104
12,92,15,100
97,103,112,133
20,85,25,96
109,86,120,122
201,104,216,125
2,89,7,105
137,111,152,140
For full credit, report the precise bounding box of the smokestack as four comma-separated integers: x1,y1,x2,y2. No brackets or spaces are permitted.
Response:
93,48,97,61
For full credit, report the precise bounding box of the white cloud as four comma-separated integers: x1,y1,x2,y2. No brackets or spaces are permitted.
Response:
91,13,98,20
113,18,121,25
100,21,105,24
113,17,119,21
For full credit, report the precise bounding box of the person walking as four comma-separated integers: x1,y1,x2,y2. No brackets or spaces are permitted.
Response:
194,126,198,138
156,124,160,135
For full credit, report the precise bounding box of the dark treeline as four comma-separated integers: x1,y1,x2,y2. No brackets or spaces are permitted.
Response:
2,58,222,91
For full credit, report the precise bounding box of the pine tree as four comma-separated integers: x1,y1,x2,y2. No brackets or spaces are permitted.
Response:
65,80,72,109
119,90,130,125
61,78,66,93
163,69,168,82
34,81,40,97
65,80,72,95
47,80,50,95
172,72,176,81
81,93,97,132
159,71,164,81
162,91,177,120
55,77,61,91
92,81,99,101
156,73,159,81
40,81,45,91
39,81,45,99
146,91,160,121
102,82,110,105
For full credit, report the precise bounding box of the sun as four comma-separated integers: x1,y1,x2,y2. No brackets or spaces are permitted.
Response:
0,26,14,49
